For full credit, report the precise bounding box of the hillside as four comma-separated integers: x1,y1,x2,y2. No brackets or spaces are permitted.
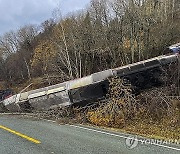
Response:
0,0,180,89
0,0,180,144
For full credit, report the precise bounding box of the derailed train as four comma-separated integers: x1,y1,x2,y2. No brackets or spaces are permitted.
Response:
0,54,179,112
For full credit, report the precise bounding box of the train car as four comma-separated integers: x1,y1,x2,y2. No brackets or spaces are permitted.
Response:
0,89,13,101
1,54,179,112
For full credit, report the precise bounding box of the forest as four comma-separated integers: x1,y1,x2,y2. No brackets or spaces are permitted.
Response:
0,0,179,89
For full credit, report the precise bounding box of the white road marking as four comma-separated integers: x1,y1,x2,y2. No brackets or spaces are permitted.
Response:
68,124,180,151
1,113,180,151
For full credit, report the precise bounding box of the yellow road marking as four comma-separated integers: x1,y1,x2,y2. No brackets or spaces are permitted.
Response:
0,125,41,144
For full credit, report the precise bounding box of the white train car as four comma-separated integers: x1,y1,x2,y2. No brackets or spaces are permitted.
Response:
1,54,178,112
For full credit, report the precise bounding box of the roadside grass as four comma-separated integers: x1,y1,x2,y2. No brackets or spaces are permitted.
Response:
122,118,180,141
86,109,180,142
84,114,180,143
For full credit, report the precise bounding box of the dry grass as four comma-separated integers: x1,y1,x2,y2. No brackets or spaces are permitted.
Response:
122,115,180,141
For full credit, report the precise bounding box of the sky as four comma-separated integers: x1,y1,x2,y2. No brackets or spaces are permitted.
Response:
0,0,91,36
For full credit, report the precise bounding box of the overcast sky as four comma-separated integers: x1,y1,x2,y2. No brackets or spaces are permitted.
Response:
0,0,90,36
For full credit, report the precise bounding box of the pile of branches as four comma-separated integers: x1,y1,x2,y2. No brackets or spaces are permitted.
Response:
32,106,89,124
87,76,140,127
138,86,180,127
87,73,180,127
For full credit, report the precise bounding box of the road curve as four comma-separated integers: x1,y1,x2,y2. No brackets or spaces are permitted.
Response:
0,115,179,154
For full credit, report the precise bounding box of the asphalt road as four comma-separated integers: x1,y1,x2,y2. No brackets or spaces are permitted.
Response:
0,115,179,154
